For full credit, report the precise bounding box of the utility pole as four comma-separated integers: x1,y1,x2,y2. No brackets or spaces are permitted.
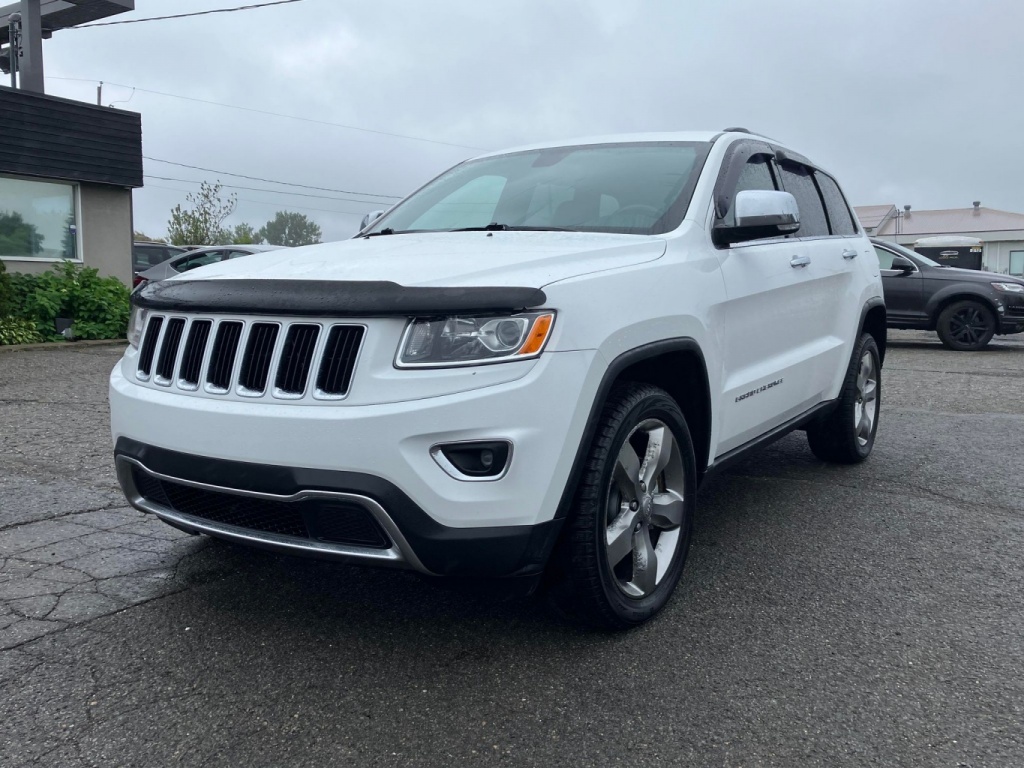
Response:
7,12,20,89
17,0,43,92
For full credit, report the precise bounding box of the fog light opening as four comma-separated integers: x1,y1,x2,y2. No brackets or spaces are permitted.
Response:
431,440,512,481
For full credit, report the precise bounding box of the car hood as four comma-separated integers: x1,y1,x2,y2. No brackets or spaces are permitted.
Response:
929,266,1023,284
175,231,667,289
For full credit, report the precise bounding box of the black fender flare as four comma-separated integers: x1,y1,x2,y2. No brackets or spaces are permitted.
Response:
857,296,887,365
552,338,709,521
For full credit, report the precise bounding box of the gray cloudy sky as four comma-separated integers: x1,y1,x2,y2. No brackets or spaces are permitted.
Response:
39,0,1024,242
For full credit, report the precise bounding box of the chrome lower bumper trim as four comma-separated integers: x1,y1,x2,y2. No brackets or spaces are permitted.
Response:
115,456,433,574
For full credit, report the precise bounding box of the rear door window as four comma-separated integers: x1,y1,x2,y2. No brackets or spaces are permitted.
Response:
816,173,858,236
177,250,229,272
779,164,829,238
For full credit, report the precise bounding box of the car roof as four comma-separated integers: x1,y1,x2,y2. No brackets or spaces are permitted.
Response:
469,131,735,161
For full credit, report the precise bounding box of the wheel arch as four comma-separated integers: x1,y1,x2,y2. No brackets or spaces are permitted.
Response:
927,290,999,327
553,338,712,521
859,298,888,366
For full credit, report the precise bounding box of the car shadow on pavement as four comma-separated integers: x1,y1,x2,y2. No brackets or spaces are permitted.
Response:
160,446,806,652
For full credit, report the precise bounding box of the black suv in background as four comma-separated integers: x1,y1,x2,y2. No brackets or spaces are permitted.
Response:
872,238,1024,350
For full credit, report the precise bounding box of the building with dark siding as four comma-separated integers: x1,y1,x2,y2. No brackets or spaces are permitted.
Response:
0,86,142,284
1,0,139,284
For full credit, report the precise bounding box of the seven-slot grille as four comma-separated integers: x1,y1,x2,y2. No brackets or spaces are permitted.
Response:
137,315,364,399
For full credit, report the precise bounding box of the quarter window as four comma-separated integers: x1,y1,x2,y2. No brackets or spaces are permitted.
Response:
815,173,857,236
0,175,79,260
779,164,829,238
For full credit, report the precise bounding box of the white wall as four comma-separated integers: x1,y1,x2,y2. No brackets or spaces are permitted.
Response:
892,229,1024,275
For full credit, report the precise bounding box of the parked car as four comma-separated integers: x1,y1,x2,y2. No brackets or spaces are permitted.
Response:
872,238,1024,350
132,242,188,275
132,244,285,289
111,130,886,628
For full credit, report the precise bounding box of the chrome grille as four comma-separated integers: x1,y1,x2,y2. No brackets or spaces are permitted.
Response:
275,324,321,396
207,321,243,392
238,322,279,395
154,318,185,384
135,314,364,401
178,320,211,388
137,316,163,378
317,325,365,397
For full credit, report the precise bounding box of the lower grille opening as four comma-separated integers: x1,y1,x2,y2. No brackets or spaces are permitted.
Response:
131,467,390,549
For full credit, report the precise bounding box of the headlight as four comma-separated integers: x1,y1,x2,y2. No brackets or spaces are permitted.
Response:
396,311,555,368
127,305,148,349
992,282,1024,293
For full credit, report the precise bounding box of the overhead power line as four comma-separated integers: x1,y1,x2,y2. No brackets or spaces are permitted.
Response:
73,0,305,27
144,182,372,218
144,175,390,206
49,76,485,151
144,156,401,200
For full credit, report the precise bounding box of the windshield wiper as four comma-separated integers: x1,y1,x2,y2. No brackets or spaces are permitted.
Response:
449,223,577,232
363,228,396,238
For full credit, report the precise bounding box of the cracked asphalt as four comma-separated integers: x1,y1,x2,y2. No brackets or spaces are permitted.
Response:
1,332,1022,767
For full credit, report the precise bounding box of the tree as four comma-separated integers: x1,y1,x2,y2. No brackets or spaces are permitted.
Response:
166,181,237,246
228,222,263,245
133,231,167,243
258,211,322,247
0,211,43,256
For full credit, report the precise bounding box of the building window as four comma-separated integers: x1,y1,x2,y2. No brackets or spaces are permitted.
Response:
0,175,79,261
1010,251,1024,276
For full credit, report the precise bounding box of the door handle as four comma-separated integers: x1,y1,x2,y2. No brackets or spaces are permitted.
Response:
842,249,858,260
790,254,810,268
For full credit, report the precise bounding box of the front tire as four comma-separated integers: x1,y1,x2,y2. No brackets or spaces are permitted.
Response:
560,383,696,630
806,333,880,464
936,300,996,351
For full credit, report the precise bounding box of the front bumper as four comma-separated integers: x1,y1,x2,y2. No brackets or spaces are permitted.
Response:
997,296,1024,334
115,440,562,577
110,348,600,576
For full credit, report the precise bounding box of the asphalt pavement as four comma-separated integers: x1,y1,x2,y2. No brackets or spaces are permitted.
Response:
1,331,1022,767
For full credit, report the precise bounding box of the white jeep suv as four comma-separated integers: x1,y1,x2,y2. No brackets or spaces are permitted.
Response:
110,130,885,628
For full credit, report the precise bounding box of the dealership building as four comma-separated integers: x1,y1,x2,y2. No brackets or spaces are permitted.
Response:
0,0,140,284
856,203,1024,277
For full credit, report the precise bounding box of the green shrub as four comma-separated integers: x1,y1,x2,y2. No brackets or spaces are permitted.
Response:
1,261,130,342
0,260,13,317
0,317,44,345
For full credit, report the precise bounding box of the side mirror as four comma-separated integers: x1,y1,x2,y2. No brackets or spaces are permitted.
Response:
890,255,916,275
360,210,385,230
713,190,801,245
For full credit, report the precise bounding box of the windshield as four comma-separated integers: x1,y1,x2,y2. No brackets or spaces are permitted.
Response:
365,142,711,237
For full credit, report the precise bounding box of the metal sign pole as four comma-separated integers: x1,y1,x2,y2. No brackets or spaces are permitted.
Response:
7,12,19,88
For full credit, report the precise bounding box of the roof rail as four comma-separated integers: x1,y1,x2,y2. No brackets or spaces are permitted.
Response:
722,127,753,134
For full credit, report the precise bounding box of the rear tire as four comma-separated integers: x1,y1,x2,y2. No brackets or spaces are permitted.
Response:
557,382,696,630
806,333,880,464
936,300,995,351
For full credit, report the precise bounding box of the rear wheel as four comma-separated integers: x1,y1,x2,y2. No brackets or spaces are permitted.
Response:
806,333,880,464
936,300,996,351
559,383,696,629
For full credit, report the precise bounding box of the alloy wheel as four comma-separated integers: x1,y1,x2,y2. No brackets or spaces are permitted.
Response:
948,306,991,346
604,419,686,598
854,351,878,447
